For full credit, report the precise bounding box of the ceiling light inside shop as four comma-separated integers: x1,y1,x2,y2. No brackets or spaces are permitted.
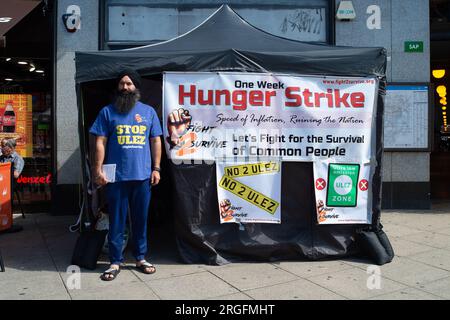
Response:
29,64,35,72
18,61,27,65
0,17,12,23
5,58,11,61
4,78,13,81
432,69,446,79
35,69,44,73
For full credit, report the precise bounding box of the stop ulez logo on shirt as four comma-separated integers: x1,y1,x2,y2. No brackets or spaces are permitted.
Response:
326,163,360,207
116,124,147,146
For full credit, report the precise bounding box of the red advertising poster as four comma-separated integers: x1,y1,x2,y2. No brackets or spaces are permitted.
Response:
0,162,12,231
0,94,33,157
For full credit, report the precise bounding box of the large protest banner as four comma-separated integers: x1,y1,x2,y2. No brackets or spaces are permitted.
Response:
163,72,377,225
163,72,377,163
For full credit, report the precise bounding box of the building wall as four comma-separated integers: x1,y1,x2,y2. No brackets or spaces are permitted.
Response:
335,0,431,209
54,0,332,214
54,0,431,212
54,0,99,213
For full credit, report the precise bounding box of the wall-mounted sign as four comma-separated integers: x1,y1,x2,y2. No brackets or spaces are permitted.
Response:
336,1,356,20
62,5,81,33
384,85,429,150
366,5,381,30
404,41,423,53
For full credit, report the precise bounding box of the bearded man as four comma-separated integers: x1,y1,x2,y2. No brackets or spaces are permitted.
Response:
89,69,162,281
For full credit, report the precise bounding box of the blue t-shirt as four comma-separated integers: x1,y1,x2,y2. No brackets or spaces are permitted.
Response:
89,102,162,181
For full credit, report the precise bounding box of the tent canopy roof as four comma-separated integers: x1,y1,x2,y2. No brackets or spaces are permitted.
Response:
75,5,386,84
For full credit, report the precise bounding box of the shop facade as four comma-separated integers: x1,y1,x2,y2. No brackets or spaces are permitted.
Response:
52,0,432,215
0,1,54,212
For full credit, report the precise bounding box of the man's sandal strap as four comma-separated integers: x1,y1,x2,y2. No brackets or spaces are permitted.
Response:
137,261,156,274
101,267,120,281
140,261,154,268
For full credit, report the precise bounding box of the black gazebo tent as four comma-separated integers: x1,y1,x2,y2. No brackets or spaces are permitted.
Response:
75,5,390,265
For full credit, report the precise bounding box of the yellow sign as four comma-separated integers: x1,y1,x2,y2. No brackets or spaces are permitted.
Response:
223,162,280,178
219,174,279,215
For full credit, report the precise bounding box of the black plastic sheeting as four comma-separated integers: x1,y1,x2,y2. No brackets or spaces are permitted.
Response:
170,162,364,264
75,5,387,265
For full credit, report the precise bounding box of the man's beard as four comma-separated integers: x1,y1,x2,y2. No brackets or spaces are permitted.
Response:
114,89,141,114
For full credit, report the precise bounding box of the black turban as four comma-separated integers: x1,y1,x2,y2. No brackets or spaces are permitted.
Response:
116,68,141,89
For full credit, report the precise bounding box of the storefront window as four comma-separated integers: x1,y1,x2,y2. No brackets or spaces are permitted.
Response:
0,0,53,212
18,92,52,203
103,0,331,49
0,92,52,209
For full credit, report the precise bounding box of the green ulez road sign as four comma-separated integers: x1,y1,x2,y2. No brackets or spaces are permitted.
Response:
404,41,423,53
326,163,360,207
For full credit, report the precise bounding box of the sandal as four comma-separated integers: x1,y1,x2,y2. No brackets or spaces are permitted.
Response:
136,261,156,274
100,266,120,281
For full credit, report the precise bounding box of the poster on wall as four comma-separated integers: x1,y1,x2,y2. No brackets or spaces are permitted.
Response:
216,161,281,224
163,72,377,224
0,94,33,157
312,161,372,224
383,85,429,150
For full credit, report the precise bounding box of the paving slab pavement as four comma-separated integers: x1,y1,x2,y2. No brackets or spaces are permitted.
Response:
1,207,450,300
